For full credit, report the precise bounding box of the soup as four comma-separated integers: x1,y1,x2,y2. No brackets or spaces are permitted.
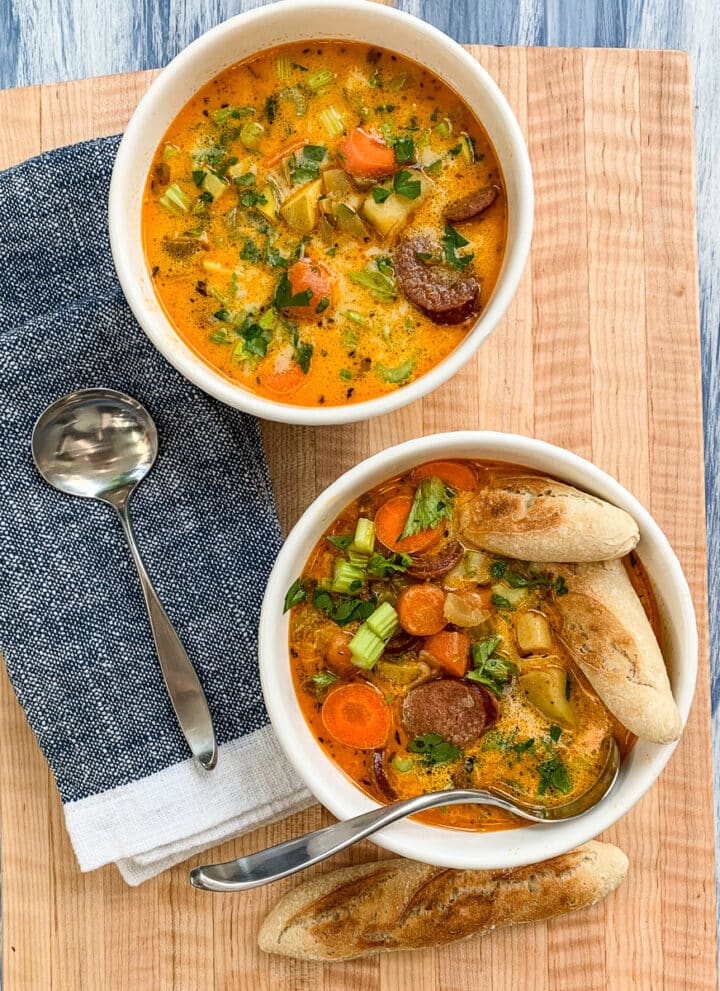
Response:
284,460,659,832
143,42,507,406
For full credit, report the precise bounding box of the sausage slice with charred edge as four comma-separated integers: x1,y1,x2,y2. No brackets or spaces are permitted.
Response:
445,184,500,224
393,234,480,325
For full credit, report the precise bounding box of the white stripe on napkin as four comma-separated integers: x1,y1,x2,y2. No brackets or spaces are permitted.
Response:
64,725,313,885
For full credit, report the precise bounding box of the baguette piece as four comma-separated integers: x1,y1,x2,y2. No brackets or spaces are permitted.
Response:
456,476,639,562
258,841,628,961
550,558,682,743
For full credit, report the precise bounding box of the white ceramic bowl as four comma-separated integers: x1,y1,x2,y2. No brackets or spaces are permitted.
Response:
259,431,697,869
109,0,533,425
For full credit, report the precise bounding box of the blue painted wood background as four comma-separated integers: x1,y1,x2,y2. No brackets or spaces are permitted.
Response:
2,0,719,932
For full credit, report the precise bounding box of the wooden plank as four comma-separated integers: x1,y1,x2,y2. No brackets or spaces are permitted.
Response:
0,46,715,990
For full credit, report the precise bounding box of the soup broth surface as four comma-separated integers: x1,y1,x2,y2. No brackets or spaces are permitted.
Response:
143,42,507,406
286,460,655,832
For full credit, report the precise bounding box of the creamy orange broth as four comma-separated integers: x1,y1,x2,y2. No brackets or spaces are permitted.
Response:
287,461,649,832
142,42,507,406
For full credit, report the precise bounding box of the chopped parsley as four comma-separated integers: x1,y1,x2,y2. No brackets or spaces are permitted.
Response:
240,238,260,262
273,272,313,310
294,340,313,374
393,136,416,164
491,593,513,611
326,533,353,550
283,577,307,611
407,733,462,767
537,756,572,796
555,576,569,596
399,475,454,540
549,725,562,743
288,144,327,184
365,551,412,580
443,224,475,271
393,168,422,200
308,670,340,693
316,296,330,314
347,259,397,303
312,588,376,626
371,185,392,204
467,637,517,697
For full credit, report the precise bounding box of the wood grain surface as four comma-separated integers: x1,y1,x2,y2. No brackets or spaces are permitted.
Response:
0,46,715,991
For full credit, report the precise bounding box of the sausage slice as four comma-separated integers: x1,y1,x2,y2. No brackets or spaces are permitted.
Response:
445,185,500,224
402,678,494,746
394,234,480,325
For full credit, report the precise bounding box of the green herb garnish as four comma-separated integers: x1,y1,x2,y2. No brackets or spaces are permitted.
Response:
393,168,421,200
288,144,327,184
443,224,474,271
537,756,572,796
347,261,397,303
309,670,340,693
467,638,517,697
491,593,513,611
408,733,462,767
312,588,376,627
371,185,392,204
283,577,307,612
555,576,569,596
365,551,412,580
399,475,454,540
326,534,354,549
393,136,415,164
273,272,313,310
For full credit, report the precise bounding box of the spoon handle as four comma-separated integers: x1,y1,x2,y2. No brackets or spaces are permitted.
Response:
189,789,532,891
115,503,218,770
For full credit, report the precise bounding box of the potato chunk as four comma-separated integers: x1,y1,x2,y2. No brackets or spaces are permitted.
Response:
515,611,554,655
519,668,576,727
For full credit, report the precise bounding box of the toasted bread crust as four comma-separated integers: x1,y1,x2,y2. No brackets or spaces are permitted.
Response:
258,841,628,961
456,476,639,562
550,559,682,742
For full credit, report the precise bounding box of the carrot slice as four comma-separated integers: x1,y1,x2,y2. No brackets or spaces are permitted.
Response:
396,583,447,636
257,346,306,396
321,683,391,749
411,460,478,491
338,127,397,180
374,494,443,555
285,258,334,319
423,631,471,678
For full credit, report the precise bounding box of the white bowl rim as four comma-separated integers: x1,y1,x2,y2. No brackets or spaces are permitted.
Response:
109,0,534,425
259,430,698,869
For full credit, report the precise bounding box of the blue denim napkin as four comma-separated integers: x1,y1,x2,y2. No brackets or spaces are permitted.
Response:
0,136,311,883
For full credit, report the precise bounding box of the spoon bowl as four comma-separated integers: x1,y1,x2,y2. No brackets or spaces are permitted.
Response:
32,388,218,770
190,737,620,892
32,389,157,502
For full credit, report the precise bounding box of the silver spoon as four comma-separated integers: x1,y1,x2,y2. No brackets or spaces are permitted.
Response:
189,737,620,891
32,388,218,770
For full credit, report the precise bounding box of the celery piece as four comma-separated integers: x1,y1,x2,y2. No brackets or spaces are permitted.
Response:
460,133,475,165
436,118,452,139
162,143,179,161
330,560,366,595
347,548,370,568
240,121,265,151
319,106,346,139
308,67,335,92
275,54,293,81
375,358,414,385
351,518,375,557
279,86,308,117
158,183,191,215
366,602,399,641
348,626,385,669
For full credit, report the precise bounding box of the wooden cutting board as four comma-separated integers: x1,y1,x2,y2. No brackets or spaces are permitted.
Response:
0,46,715,991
